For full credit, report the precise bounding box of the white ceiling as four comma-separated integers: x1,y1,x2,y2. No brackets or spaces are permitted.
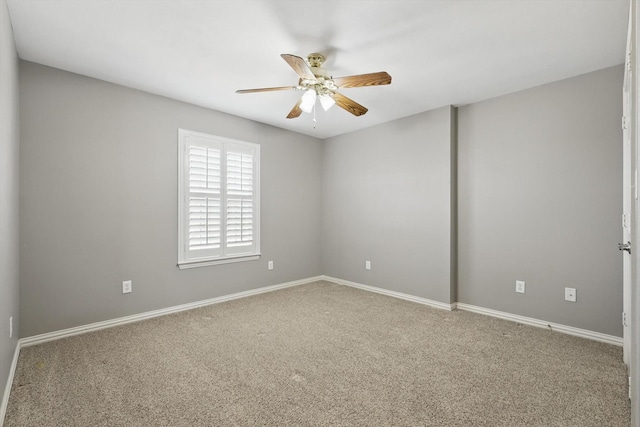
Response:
6,0,629,139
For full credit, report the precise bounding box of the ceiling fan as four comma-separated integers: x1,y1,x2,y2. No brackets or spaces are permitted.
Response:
236,53,392,119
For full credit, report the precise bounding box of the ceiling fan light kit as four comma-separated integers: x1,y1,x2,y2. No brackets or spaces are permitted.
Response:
236,52,392,123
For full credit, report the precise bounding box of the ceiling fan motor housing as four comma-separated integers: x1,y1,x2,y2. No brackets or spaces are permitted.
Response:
307,53,325,67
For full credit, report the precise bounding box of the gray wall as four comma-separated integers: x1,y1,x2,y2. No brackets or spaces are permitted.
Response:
458,65,624,336
322,107,457,303
17,60,624,339
19,61,323,337
0,0,20,408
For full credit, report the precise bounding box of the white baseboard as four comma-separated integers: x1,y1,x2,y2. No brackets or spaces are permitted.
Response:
0,342,20,427
21,276,324,348
322,275,456,311
16,274,622,351
456,303,623,347
322,276,621,347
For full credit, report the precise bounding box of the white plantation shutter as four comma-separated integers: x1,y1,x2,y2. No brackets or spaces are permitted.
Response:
188,145,221,255
189,197,220,250
178,129,260,268
226,150,254,252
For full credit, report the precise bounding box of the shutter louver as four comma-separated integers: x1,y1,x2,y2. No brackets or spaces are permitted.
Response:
226,198,253,247
188,145,221,252
188,197,220,249
226,151,254,248
227,152,253,196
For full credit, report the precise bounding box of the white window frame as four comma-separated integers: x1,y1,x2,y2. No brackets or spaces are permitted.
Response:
178,129,260,269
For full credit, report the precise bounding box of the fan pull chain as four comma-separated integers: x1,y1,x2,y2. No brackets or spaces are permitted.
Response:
313,102,317,129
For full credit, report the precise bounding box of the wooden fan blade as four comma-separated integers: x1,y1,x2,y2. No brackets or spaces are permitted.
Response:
281,54,316,80
332,92,368,116
236,86,297,94
286,99,303,119
333,71,392,88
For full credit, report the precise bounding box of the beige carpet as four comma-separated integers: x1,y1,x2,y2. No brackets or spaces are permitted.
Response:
4,281,630,426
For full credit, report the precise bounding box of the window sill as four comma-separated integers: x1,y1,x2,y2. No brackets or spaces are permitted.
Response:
178,254,261,269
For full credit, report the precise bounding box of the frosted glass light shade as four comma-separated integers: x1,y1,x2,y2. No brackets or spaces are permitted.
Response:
300,90,317,113
319,94,335,111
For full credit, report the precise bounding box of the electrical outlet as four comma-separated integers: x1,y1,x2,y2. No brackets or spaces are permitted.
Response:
515,280,525,294
268,260,274,270
565,287,577,302
122,280,132,294
9,316,12,338
365,260,371,270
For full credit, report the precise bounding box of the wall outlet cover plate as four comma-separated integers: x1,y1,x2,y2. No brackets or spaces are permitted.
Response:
565,287,577,302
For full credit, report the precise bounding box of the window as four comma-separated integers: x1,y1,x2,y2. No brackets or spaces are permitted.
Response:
178,129,260,269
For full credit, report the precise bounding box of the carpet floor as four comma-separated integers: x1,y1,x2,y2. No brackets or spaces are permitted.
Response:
4,281,631,426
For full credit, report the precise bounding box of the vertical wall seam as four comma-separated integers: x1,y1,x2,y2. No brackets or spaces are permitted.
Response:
450,105,458,304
